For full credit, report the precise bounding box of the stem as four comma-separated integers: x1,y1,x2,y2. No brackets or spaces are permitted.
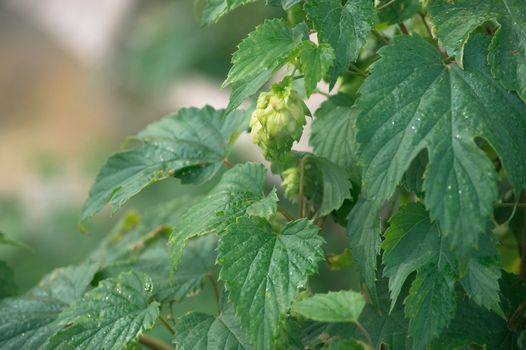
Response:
349,63,368,78
376,0,396,10
508,299,526,330
159,315,175,335
399,22,409,35
278,207,295,221
314,89,331,97
139,335,173,350
207,272,221,315
372,30,389,45
299,157,306,218
495,203,526,208
418,12,433,39
356,321,374,349
292,74,304,81
223,158,234,168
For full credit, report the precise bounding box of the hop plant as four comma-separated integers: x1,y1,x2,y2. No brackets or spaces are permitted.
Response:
249,78,306,160
281,166,301,203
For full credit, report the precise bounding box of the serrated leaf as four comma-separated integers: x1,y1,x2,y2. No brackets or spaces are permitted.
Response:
174,307,251,350
309,156,352,216
292,290,365,323
383,203,502,315
354,34,526,253
223,19,308,113
301,278,411,349
82,106,249,220
459,234,502,315
48,271,159,350
304,0,377,84
382,203,449,310
100,234,217,303
346,198,382,300
404,265,457,349
219,217,325,349
428,0,526,99
298,41,335,96
431,298,514,350
169,163,267,273
201,0,256,25
0,261,17,298
246,188,279,219
309,94,358,175
0,263,98,350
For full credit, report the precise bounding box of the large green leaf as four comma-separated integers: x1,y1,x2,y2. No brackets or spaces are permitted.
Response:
201,0,256,25
298,41,335,96
100,235,217,303
304,0,377,83
429,0,526,99
309,156,352,216
301,278,411,349
382,203,502,348
81,106,248,219
292,290,365,323
309,94,358,175
223,19,308,113
47,271,159,350
219,217,325,349
169,162,267,272
352,34,526,256
0,261,17,298
382,203,453,310
0,263,98,350
174,306,251,350
431,298,515,350
246,187,279,219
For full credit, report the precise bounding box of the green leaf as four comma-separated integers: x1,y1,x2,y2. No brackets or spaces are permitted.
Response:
174,307,251,350
292,290,365,323
383,203,502,327
309,94,358,175
429,0,526,99
0,263,98,350
81,106,248,220
201,0,256,25
377,0,421,24
309,156,352,216
346,198,382,300
404,266,457,349
431,298,515,350
459,233,502,315
298,41,335,96
47,271,160,350
223,19,308,113
382,203,451,310
246,188,279,219
0,261,17,298
266,0,302,10
301,278,411,349
100,234,217,303
354,34,526,251
219,217,325,349
169,162,267,273
304,0,377,84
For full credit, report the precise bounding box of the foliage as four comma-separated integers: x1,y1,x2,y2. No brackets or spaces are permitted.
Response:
4,0,526,349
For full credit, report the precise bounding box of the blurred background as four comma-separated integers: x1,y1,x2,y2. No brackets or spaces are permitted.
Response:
0,0,288,291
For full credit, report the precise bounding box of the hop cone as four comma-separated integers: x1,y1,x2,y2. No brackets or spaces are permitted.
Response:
250,79,306,160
